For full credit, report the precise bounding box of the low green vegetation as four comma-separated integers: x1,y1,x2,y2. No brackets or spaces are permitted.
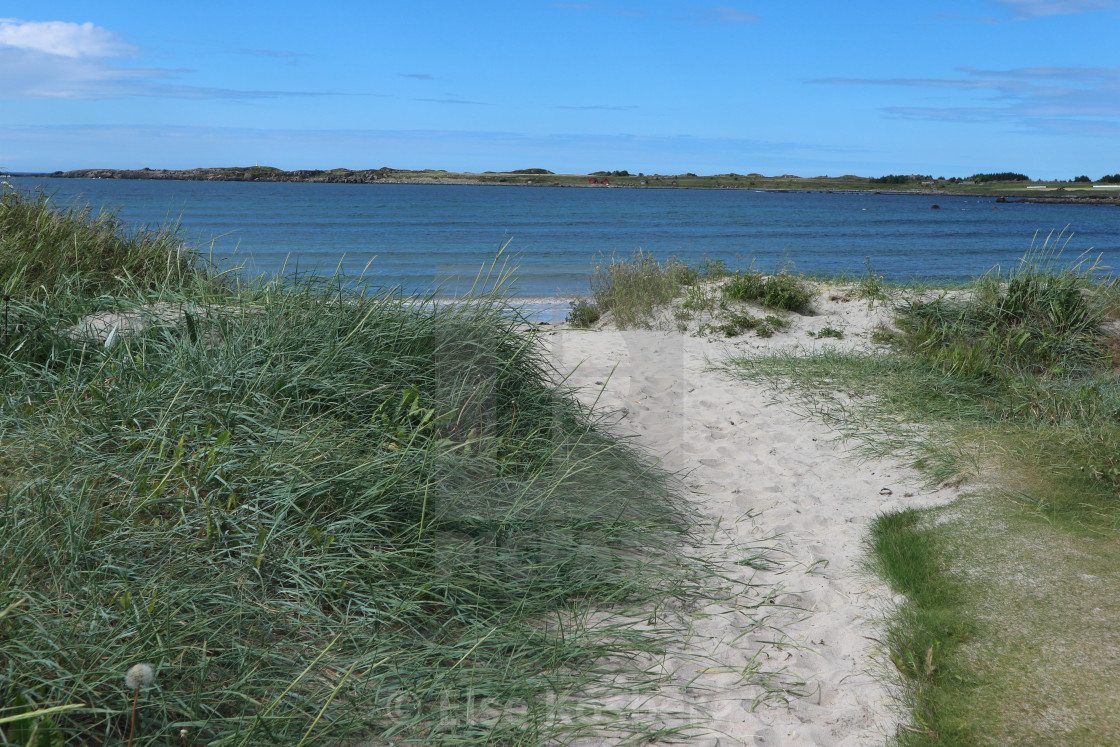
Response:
856,256,889,304
807,325,844,340
724,236,1120,744
573,251,813,333
0,188,758,745
722,268,814,314
866,508,972,743
565,297,601,327
714,312,789,339
587,250,697,328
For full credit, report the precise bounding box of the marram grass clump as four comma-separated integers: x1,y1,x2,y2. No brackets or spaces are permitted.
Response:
590,249,699,328
585,251,814,331
896,230,1114,380
721,268,814,313
0,187,204,299
0,188,731,745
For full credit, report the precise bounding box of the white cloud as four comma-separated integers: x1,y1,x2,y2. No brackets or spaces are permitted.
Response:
0,18,133,58
0,47,137,98
0,18,341,100
0,18,138,98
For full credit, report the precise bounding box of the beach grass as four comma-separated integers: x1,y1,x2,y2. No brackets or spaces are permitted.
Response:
721,267,814,314
575,250,814,331
723,238,1120,744
587,250,698,328
0,187,753,745
0,187,209,299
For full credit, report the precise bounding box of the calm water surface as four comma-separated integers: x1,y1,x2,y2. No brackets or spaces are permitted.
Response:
10,177,1120,313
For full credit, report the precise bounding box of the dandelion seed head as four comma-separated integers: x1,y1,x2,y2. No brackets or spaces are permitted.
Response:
125,662,155,690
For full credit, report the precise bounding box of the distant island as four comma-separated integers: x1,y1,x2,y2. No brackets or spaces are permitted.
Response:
25,166,1120,204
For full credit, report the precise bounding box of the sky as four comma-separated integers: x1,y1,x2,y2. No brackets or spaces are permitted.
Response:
1,0,1118,179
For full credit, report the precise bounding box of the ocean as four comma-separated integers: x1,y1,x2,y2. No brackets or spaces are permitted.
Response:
8,176,1120,318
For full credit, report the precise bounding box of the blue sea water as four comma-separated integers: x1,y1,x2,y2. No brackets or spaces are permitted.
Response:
8,177,1120,317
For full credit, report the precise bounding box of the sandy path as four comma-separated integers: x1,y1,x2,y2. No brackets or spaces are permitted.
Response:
542,294,952,745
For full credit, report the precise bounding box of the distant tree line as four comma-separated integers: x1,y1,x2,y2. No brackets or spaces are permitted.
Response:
870,174,912,184
969,172,1030,182
1070,174,1120,183
876,172,1120,184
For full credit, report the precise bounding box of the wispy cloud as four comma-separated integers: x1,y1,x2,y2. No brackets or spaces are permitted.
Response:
935,13,1002,23
963,65,1120,81
550,3,594,10
883,106,1005,123
119,82,343,100
683,6,761,25
554,104,638,110
0,44,144,99
0,18,343,100
814,65,1120,91
814,65,1120,135
985,0,1120,17
399,73,435,80
414,97,486,105
0,123,864,173
812,76,990,89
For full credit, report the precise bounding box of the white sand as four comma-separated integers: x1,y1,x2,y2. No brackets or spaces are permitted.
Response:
542,289,955,745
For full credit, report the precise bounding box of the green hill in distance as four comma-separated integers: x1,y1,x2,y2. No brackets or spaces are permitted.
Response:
25,166,1120,203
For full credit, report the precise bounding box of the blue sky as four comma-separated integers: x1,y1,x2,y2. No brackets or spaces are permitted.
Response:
1,0,1118,178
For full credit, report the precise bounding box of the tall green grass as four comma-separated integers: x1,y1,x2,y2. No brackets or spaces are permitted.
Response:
895,231,1113,380
0,188,738,744
580,251,813,330
589,250,698,328
721,269,813,314
0,188,205,298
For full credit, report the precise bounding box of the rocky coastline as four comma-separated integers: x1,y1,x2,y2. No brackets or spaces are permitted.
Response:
1018,194,1120,206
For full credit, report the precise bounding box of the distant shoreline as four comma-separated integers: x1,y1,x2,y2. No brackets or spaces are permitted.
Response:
12,167,1120,206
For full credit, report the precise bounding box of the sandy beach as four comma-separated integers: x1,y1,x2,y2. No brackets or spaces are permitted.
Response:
543,290,956,745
